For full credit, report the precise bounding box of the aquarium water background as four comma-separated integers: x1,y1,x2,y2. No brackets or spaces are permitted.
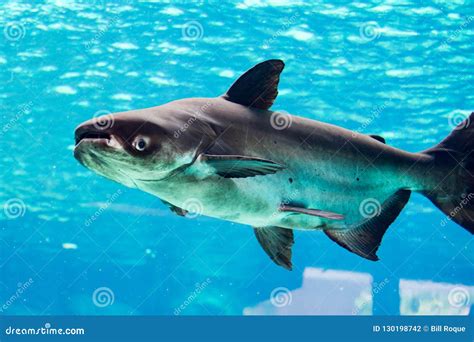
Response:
0,0,473,315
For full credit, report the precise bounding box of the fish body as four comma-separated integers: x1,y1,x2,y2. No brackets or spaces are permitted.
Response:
75,60,474,269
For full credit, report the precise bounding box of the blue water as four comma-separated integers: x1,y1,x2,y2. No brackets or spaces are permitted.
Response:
1,1,473,316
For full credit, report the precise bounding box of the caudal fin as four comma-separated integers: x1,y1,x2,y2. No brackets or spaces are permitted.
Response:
422,112,474,233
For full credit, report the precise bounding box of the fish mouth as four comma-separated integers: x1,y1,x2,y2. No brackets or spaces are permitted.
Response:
75,129,111,145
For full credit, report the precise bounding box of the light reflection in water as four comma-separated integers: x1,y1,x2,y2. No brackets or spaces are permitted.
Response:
244,268,473,315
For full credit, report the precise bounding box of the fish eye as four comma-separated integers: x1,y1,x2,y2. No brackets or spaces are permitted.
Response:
133,136,149,151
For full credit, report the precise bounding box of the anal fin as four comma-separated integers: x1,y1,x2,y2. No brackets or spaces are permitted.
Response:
324,189,411,260
161,199,188,217
254,226,294,270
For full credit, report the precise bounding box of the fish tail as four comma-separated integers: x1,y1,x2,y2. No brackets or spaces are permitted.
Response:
420,111,474,233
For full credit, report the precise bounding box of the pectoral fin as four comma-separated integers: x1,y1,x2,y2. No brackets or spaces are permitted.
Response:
254,226,294,270
280,205,344,220
324,189,411,260
199,154,285,178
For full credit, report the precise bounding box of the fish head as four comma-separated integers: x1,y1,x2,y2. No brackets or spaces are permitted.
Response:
74,106,205,186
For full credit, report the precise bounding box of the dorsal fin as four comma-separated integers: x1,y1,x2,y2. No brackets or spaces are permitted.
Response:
324,189,411,260
222,59,284,110
369,135,386,144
